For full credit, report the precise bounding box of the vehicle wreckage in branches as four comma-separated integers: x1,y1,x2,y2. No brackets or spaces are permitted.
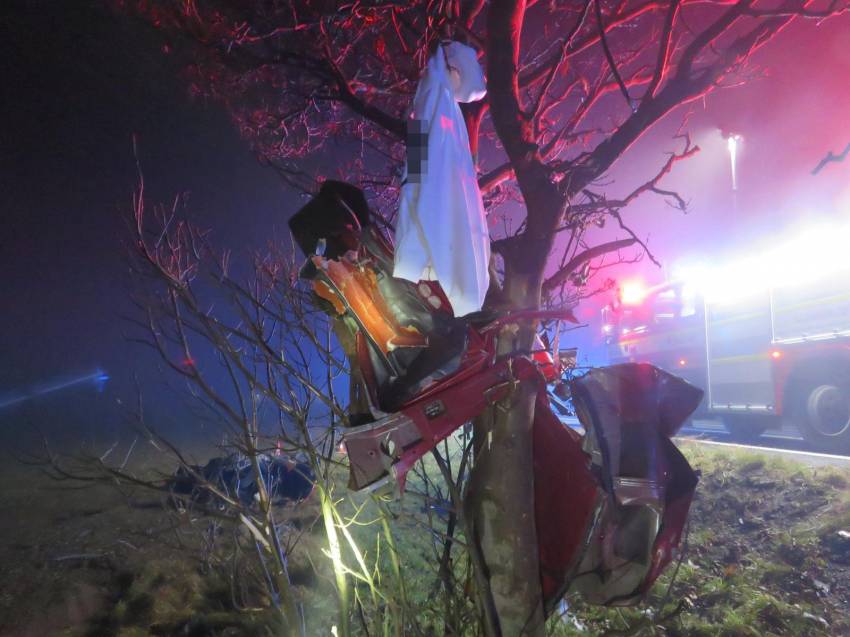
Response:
122,0,850,630
285,34,699,618
289,179,701,612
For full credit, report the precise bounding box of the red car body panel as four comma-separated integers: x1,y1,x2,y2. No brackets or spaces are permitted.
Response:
532,384,602,607
289,181,701,613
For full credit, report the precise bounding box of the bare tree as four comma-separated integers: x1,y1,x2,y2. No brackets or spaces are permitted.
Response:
114,167,489,636
115,1,849,634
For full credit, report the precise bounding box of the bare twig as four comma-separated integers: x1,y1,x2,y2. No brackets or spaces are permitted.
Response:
812,142,850,175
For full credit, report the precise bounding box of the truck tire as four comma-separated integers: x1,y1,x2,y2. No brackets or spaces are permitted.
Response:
723,414,771,442
793,377,850,452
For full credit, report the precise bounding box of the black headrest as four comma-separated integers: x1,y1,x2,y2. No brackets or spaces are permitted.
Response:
288,181,372,259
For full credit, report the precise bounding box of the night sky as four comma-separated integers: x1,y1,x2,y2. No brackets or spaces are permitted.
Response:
2,1,850,445
1,1,289,444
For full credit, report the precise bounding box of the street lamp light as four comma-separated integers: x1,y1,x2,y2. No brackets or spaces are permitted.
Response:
726,133,742,191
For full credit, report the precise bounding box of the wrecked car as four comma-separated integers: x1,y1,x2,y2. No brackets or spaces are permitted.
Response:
288,180,701,612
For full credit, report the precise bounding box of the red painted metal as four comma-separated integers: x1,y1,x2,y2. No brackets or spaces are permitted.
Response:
290,182,699,615
532,381,601,606
639,437,698,594
344,356,517,492
344,332,700,613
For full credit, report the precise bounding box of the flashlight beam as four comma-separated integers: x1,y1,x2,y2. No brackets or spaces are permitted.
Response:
0,370,110,410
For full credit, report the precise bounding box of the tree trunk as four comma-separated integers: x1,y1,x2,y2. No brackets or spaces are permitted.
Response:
465,4,569,631
466,270,545,637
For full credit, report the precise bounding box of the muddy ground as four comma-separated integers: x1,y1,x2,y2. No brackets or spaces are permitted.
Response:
0,441,848,636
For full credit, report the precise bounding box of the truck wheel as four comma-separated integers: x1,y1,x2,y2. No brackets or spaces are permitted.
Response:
723,414,770,443
795,379,850,452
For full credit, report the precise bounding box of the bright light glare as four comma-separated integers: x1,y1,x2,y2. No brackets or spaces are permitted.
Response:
674,220,850,305
727,135,740,191
620,280,647,305
726,136,738,153
771,350,782,359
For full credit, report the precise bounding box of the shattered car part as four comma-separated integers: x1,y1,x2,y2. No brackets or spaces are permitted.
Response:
288,182,700,613
343,360,701,611
561,364,701,607
344,355,527,493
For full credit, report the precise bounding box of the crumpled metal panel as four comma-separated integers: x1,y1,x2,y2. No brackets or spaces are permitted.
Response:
291,184,702,613
562,363,702,606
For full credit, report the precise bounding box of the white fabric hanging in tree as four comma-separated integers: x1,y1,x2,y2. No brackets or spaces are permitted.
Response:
393,41,490,317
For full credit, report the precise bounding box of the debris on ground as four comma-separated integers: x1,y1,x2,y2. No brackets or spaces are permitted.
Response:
168,453,315,509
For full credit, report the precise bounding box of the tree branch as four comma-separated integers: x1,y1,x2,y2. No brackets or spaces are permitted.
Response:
594,0,635,110
488,0,567,278
812,141,850,175
543,238,637,294
318,22,406,139
518,0,664,89
645,0,681,99
479,161,515,193
529,0,593,124
566,4,794,196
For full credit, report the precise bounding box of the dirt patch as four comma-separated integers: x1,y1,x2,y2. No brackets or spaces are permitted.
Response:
1,581,107,637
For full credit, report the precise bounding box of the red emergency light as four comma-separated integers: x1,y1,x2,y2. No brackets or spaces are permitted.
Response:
620,280,647,306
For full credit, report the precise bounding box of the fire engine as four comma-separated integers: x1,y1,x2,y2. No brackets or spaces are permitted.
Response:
602,221,850,451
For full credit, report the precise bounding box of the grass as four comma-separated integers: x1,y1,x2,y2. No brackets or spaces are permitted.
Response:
2,440,849,636
545,443,850,636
